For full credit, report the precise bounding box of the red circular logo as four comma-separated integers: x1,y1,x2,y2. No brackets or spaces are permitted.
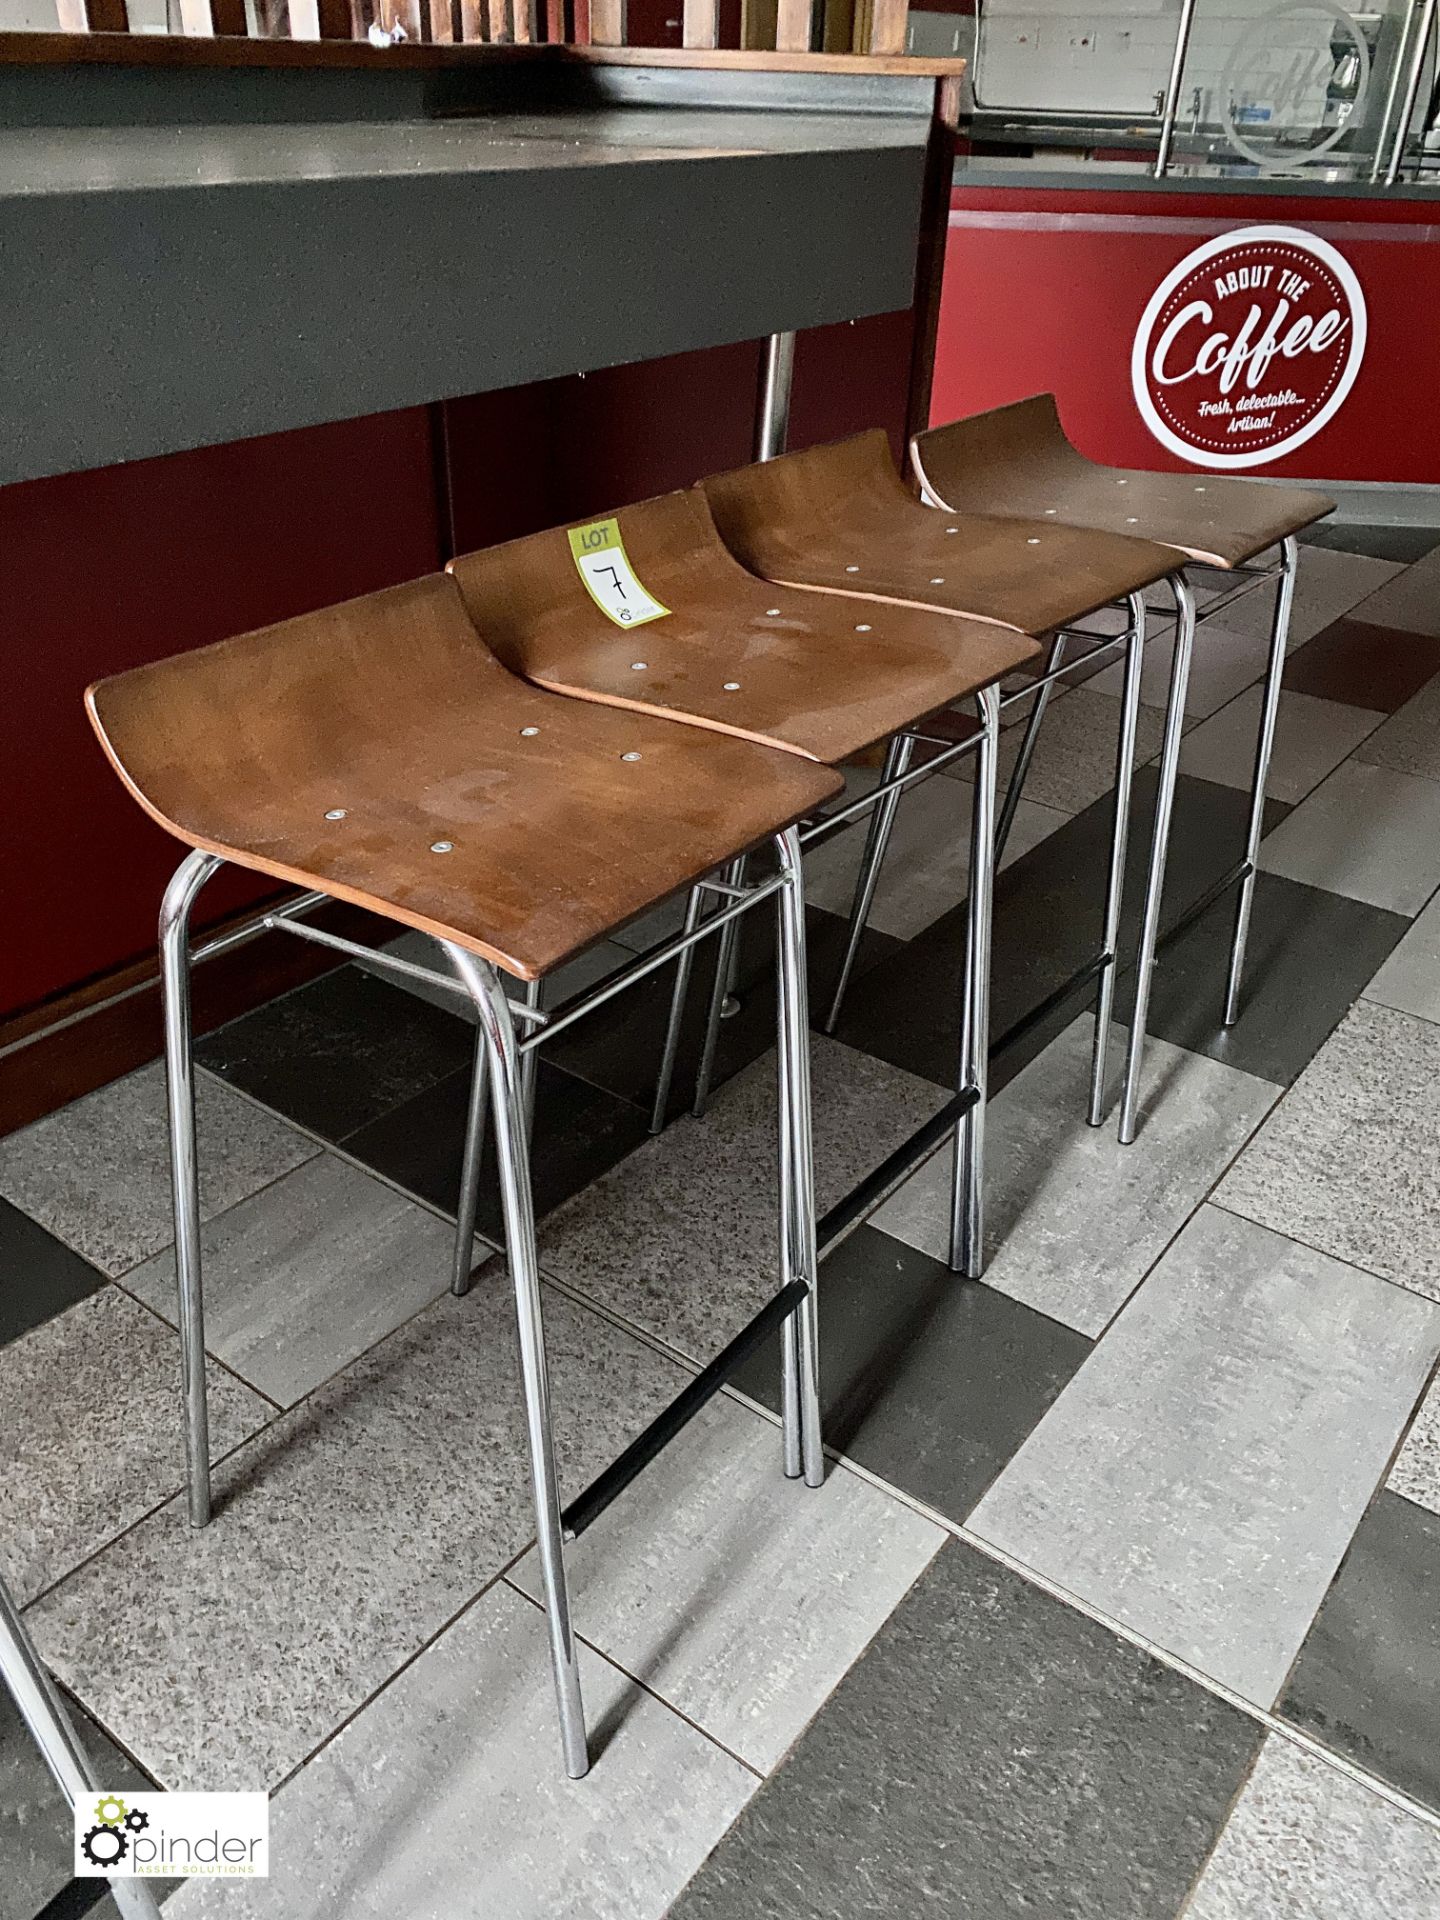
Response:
1131,226,1366,470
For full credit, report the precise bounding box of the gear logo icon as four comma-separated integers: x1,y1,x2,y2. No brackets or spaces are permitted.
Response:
81,1823,130,1868
125,1807,150,1834
94,1795,128,1828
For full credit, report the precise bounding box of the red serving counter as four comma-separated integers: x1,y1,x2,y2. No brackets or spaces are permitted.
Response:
934,170,1440,487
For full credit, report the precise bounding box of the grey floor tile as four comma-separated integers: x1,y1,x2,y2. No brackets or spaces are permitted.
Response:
1354,669,1440,782
1218,1000,1440,1302
667,1539,1261,1920
0,1198,106,1348
1,1680,157,1920
1349,547,1440,638
123,1156,456,1407
1115,870,1408,1089
1302,522,1440,565
1365,893,1440,1026
1390,1375,1440,1518
0,1289,270,1606
1185,1735,1440,1920
1277,1491,1440,1815
0,1066,318,1279
26,1277,686,1790
166,1581,754,1920
1088,619,1272,720
1258,759,1440,915
874,1017,1278,1336
971,1206,1440,1704
511,1392,942,1772
729,1224,1092,1523
1220,546,1404,646
538,1038,947,1364
1180,686,1384,805
800,763,1064,941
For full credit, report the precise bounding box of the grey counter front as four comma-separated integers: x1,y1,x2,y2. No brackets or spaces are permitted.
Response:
0,47,950,487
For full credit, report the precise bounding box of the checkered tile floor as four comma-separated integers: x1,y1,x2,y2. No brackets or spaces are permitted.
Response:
4,524,1440,1919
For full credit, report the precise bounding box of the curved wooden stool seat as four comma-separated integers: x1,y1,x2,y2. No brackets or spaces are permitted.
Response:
914,394,1334,1143
448,487,1041,765
911,393,1333,569
87,573,839,982
86,570,842,1783
699,428,1180,634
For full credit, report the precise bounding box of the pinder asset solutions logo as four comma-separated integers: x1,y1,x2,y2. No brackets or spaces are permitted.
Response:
1131,225,1367,470
76,1791,269,1880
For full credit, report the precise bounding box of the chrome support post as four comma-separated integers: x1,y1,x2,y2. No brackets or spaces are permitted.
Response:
518,976,542,1134
1118,574,1197,1145
1384,0,1439,185
159,848,223,1530
1223,535,1297,1027
773,827,824,1488
1088,595,1146,1126
824,733,915,1034
995,633,1065,862
949,685,1001,1277
442,942,589,1780
451,1023,490,1297
693,855,747,1119
754,332,796,463
650,886,706,1134
1155,0,1200,176
0,1576,163,1920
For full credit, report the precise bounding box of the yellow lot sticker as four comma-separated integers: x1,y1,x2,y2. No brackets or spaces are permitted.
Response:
567,519,671,629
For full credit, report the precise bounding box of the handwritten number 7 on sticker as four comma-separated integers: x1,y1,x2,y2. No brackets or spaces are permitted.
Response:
567,519,670,630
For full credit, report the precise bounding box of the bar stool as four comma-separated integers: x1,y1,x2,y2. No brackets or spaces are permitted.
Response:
912,394,1334,1141
85,573,842,1778
448,489,1042,1277
696,429,1184,1158
1,1570,162,1920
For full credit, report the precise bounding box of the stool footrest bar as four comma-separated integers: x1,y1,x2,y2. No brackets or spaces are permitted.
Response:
816,1085,979,1263
561,1279,811,1541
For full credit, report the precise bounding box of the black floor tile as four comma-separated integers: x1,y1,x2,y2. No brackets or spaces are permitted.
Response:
1285,618,1440,713
0,1198,106,1348
547,902,901,1121
1278,1490,1440,1816
1113,870,1409,1087
730,1224,1091,1523
196,965,474,1143
1301,523,1440,564
341,1056,651,1241
668,1539,1262,1920
836,768,1289,1093
2,1679,160,1920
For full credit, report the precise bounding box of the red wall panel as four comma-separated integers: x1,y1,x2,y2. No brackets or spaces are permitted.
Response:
935,188,1440,484
2,409,441,1019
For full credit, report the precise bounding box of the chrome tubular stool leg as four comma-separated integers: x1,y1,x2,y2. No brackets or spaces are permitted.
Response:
949,684,1001,1277
443,942,589,1780
650,884,707,1134
451,1025,490,1297
0,1576,163,1920
693,855,748,1118
824,732,915,1034
773,826,824,1488
159,848,223,1530
995,631,1065,863
1118,574,1198,1146
1088,594,1146,1126
1224,534,1298,1027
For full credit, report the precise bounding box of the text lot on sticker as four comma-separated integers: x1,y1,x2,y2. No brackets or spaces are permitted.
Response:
568,519,670,629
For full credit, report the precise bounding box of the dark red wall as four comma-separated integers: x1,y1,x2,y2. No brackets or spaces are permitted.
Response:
3,309,912,1022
